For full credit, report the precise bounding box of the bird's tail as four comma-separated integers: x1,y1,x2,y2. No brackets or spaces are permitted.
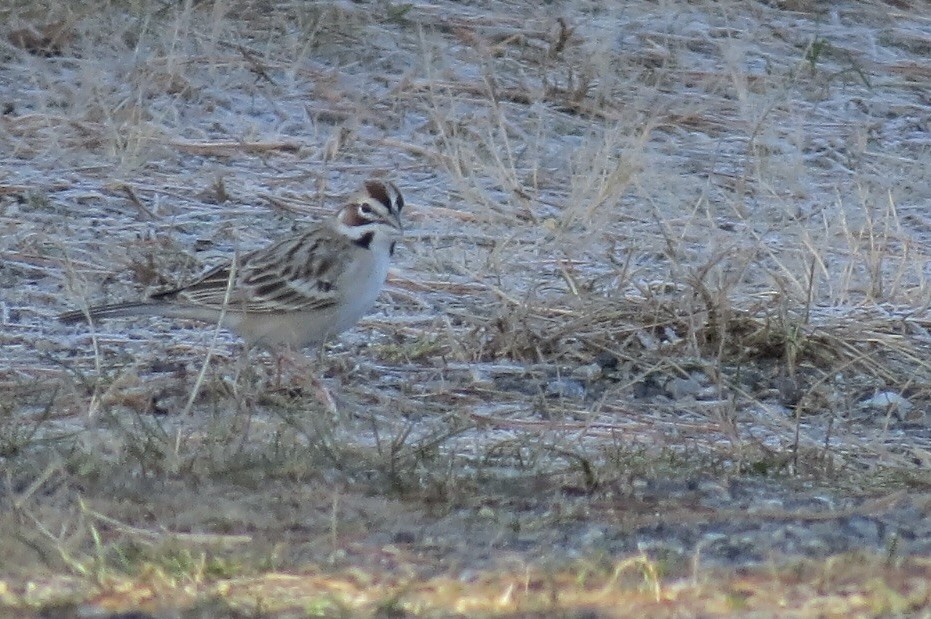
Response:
58,302,166,324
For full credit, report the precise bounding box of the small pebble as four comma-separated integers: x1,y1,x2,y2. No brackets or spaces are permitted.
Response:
594,352,618,370
546,378,586,399
667,375,703,400
859,391,912,420
572,363,602,381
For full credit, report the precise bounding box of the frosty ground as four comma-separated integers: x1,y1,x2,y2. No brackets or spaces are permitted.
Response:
2,1,931,616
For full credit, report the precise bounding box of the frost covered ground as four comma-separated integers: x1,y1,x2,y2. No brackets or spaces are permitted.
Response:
2,1,931,616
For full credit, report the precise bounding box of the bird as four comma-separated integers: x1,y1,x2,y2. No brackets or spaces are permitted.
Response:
60,179,404,375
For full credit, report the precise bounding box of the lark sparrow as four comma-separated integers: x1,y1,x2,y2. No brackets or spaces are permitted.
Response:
60,180,404,352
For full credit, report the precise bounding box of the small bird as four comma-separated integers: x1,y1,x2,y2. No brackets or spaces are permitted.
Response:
60,180,404,354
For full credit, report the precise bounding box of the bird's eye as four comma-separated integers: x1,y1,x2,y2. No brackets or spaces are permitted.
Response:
360,203,373,215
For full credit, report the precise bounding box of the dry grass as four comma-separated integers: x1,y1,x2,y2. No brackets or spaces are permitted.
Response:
3,0,931,615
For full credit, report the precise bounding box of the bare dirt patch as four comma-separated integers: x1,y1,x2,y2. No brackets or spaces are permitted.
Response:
2,0,931,616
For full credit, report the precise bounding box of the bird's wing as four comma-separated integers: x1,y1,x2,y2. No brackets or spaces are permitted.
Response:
153,228,351,314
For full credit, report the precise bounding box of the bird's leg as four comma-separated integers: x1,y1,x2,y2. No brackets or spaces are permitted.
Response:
272,345,338,415
273,351,285,389
232,343,252,385
309,373,338,415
